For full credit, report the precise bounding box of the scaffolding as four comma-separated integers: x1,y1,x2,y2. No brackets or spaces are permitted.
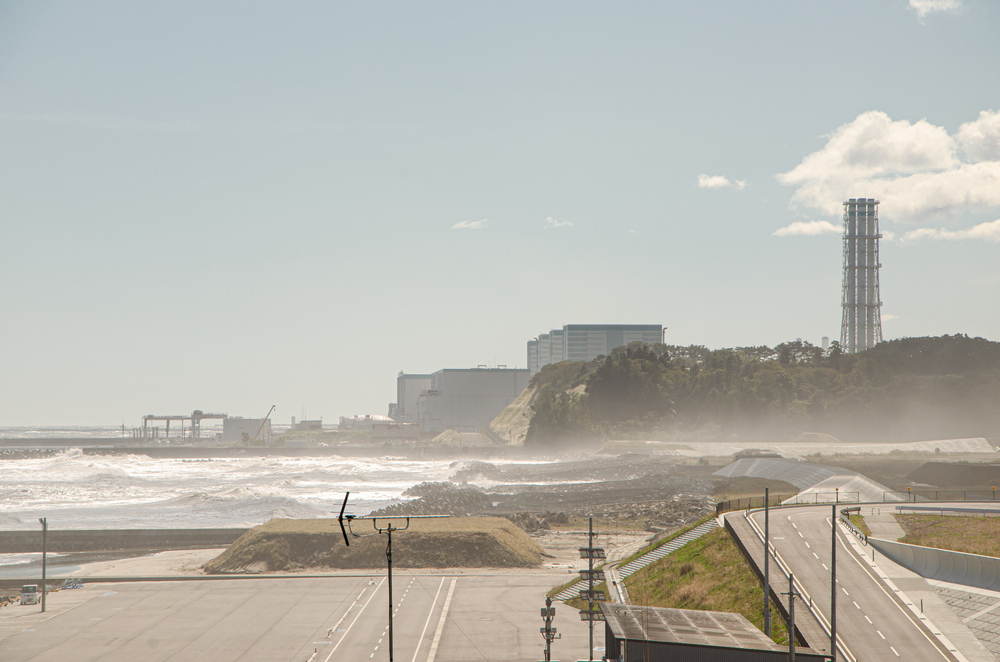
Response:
840,198,883,354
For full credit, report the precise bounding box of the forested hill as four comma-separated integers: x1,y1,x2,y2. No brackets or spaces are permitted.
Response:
524,335,1000,447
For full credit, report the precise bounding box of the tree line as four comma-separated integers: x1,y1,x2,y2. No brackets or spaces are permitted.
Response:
524,335,1000,446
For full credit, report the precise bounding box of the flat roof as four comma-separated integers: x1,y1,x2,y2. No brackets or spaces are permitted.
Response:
562,324,662,331
600,603,823,656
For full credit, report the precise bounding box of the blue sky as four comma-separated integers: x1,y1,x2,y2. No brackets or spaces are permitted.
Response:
1,1,998,425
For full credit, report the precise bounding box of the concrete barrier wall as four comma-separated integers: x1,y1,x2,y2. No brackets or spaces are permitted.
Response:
0,529,248,553
868,537,1000,591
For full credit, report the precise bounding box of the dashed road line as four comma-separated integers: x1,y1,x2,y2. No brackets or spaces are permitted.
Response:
890,646,900,656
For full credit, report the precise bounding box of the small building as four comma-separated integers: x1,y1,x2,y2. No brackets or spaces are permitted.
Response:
389,372,433,424
291,417,324,432
600,603,828,662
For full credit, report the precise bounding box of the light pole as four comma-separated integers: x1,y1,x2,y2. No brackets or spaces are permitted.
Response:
763,488,771,637
39,518,47,613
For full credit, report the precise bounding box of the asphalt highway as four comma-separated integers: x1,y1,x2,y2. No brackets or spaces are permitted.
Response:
0,574,593,662
746,505,959,662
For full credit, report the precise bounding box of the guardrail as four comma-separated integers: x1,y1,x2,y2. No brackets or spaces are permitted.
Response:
837,508,867,545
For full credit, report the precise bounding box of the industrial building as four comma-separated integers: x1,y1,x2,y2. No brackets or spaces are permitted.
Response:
527,324,663,376
601,603,828,662
221,417,272,444
840,198,883,354
387,372,433,424
414,367,530,433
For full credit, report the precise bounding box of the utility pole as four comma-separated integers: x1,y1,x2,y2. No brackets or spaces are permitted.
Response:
578,517,607,661
783,573,799,662
541,596,559,662
764,488,771,637
578,518,606,660
831,504,837,662
39,518,47,613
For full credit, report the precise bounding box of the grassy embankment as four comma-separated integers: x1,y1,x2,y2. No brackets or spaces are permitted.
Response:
896,515,1000,557
624,527,789,644
205,517,542,573
849,514,872,536
545,516,788,644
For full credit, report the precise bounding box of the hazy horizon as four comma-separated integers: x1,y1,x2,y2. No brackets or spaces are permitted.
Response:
2,1,998,426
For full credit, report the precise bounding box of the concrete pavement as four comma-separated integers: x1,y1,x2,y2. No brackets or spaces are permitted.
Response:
0,574,596,662
741,505,962,662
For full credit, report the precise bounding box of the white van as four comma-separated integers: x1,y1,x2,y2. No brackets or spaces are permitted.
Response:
20,585,40,606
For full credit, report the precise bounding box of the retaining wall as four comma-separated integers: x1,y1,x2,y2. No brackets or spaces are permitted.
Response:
868,537,1000,592
0,529,248,553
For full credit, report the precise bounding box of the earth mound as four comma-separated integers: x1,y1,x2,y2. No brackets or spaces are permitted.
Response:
203,516,543,574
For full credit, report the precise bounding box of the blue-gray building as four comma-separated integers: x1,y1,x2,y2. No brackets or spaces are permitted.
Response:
527,324,663,376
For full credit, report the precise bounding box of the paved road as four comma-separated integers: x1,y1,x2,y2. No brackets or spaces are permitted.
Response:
0,575,594,662
746,505,959,662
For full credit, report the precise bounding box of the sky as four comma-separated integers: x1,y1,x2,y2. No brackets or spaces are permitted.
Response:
1,0,999,426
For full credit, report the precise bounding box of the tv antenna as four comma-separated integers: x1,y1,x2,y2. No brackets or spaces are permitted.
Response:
336,492,449,662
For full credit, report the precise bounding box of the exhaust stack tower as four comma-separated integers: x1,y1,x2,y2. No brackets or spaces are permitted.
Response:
840,198,883,353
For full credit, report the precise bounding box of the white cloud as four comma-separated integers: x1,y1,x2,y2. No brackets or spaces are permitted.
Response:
956,110,1000,163
451,219,488,230
901,218,1000,243
772,220,841,237
909,0,962,19
777,110,1000,224
545,216,573,228
697,174,746,190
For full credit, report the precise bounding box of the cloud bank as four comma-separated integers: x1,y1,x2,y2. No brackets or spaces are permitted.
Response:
545,216,573,228
909,0,962,19
451,219,487,230
697,174,746,190
777,110,1000,225
772,220,841,237
902,218,1000,243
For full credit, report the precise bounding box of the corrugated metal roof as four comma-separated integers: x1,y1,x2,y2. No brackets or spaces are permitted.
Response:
600,603,799,653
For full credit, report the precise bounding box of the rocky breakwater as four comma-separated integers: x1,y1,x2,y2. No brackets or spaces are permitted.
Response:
370,456,717,534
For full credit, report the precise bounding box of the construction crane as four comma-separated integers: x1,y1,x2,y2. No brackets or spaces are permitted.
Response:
251,405,276,445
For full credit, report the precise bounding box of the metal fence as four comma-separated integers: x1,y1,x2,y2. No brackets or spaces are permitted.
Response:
716,489,1000,514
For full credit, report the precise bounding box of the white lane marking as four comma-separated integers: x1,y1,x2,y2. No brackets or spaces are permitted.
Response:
813,552,819,559
878,630,885,639
890,646,899,656
411,578,446,662
843,588,850,596
853,601,860,609
792,522,797,527
822,563,828,571
324,577,386,662
798,532,804,538
327,586,369,638
804,541,811,548
838,521,954,662
426,578,457,662
865,615,872,624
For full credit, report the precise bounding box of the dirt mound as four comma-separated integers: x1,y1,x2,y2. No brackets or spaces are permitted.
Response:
203,516,543,574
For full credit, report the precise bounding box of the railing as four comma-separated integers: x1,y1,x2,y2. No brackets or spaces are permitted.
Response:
838,507,867,545
715,494,796,515
717,489,1000,515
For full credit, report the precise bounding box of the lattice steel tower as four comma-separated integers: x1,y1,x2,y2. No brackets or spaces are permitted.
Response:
840,198,883,353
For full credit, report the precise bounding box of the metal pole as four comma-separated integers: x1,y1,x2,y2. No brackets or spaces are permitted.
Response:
588,517,594,661
789,573,795,662
387,525,394,662
39,518,47,613
831,504,837,662
764,488,771,637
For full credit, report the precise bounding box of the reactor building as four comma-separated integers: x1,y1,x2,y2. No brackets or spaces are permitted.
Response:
840,198,883,353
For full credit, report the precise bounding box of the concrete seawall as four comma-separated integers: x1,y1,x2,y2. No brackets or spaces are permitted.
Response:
0,529,248,553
